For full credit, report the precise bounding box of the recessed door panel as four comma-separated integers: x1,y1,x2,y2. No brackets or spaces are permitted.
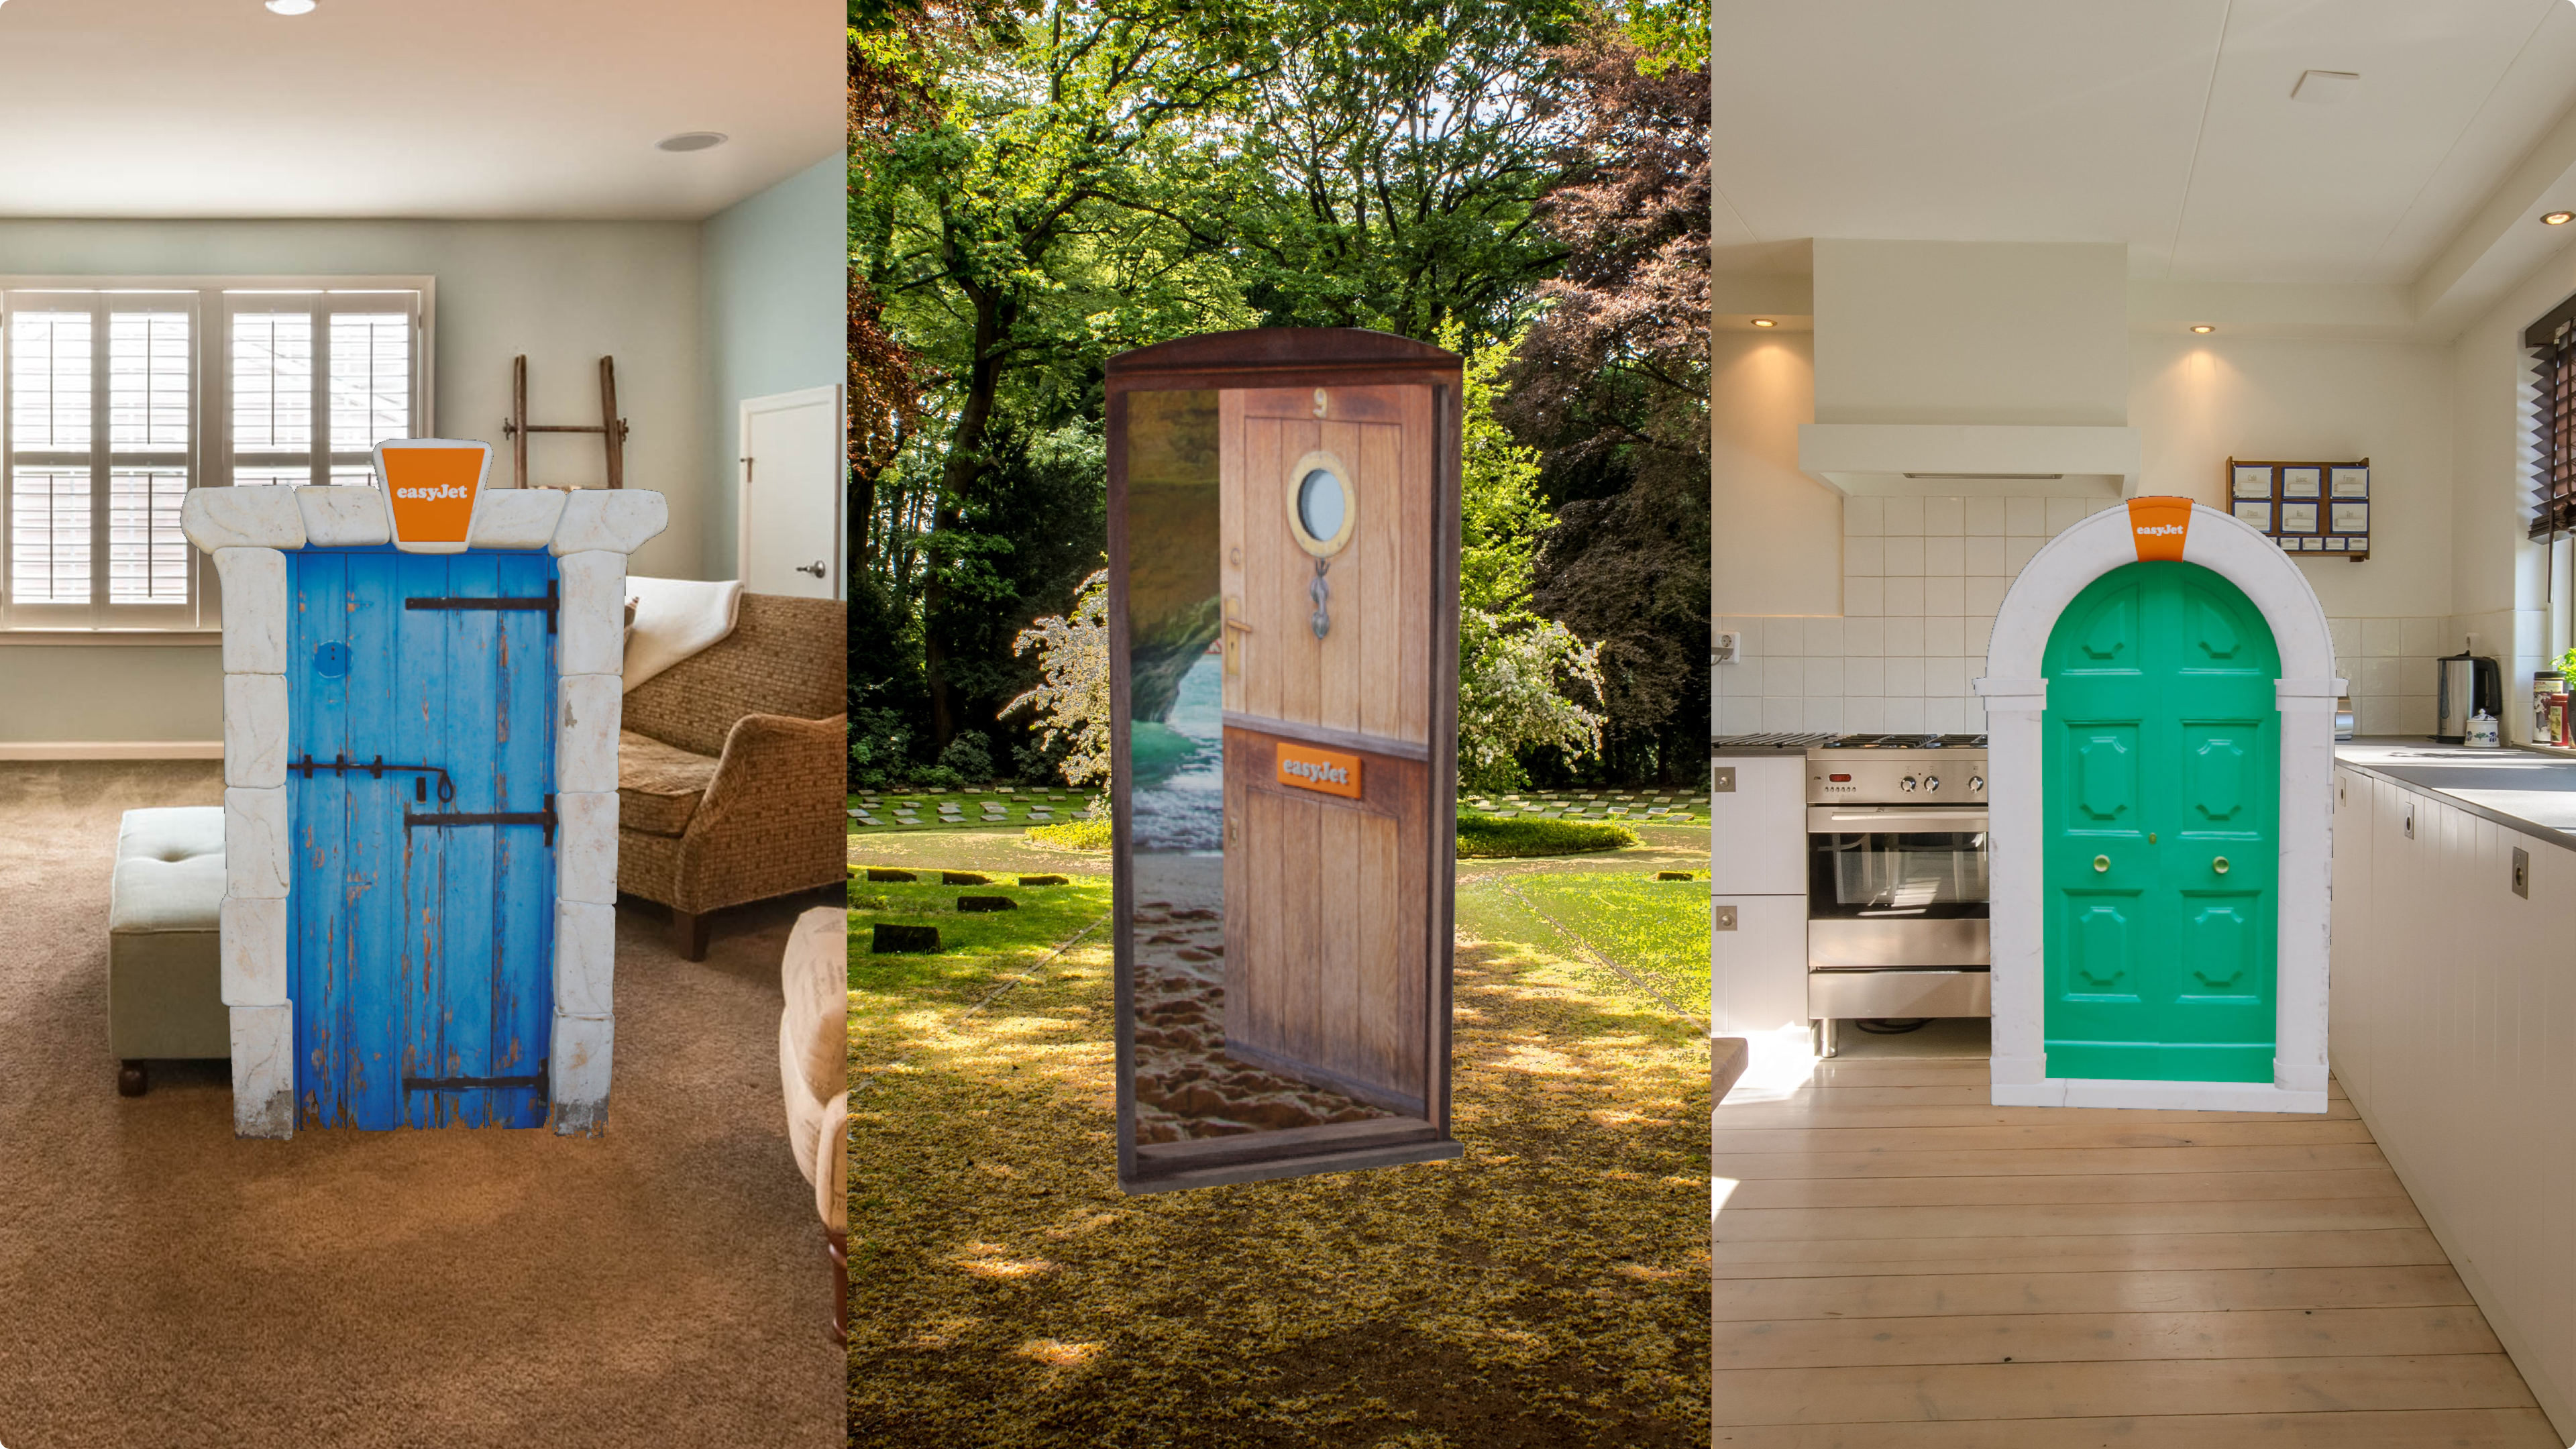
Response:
2042,561,2280,1083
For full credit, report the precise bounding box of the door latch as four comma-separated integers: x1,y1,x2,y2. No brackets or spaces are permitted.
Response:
796,560,826,578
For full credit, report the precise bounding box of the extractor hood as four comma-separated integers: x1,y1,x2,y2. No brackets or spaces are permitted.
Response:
1796,422,2141,498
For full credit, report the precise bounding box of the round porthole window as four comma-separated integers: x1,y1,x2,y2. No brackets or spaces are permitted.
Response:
1285,449,1356,557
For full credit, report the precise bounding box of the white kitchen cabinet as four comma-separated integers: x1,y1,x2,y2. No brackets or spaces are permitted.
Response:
2330,761,2576,1438
1713,893,1808,1038
1711,755,1807,896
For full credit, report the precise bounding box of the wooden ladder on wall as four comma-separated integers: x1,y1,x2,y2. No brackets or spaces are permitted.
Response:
501,355,629,488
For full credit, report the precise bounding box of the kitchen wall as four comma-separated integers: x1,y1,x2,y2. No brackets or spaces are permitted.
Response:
1713,320,2475,737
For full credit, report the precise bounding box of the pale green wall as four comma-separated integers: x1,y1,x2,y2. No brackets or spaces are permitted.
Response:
1,646,223,744
701,152,847,582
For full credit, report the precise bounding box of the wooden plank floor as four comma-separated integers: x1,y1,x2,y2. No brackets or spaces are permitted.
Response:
1714,1056,2567,1447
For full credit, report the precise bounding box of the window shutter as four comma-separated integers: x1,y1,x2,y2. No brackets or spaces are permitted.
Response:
2528,294,2576,539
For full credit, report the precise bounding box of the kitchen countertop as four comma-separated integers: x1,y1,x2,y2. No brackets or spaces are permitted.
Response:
1709,735,1831,759
2337,737,2576,848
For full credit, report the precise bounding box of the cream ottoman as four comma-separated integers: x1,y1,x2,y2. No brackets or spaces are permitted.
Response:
108,807,231,1095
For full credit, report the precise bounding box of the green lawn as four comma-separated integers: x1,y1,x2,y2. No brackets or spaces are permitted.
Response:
1454,871,1711,1024
847,870,1112,1006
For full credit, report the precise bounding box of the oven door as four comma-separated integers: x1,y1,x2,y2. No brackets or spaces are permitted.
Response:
1806,805,1990,969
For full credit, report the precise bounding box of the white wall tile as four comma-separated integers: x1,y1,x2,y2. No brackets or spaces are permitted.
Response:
1843,618,1886,656
1762,696,1805,731
1885,616,1926,655
1843,657,1886,694
1844,697,1886,733
2362,619,2403,657
2327,616,2361,659
1727,619,1764,655
1882,536,1925,576
1884,496,1924,535
1761,656,1805,695
1885,697,1927,731
1926,697,1966,733
1964,536,2005,576
2403,616,2446,657
2359,657,2401,696
1923,496,1964,536
1845,536,1884,577
2004,537,2043,573
1966,576,2012,615
1843,578,1883,616
2398,656,2435,698
2005,496,2047,537
1803,698,1844,733
1804,657,1844,694
1885,576,1925,615
1927,657,1970,698
1966,496,2006,537
1717,695,1762,733
2398,696,2437,734
2045,497,2090,535
1845,496,1884,537
2356,698,2394,735
1925,576,1964,614
1924,536,1965,576
1924,616,1964,656
1768,618,1807,654
1805,618,1844,655
1967,614,1997,658
1885,656,1927,696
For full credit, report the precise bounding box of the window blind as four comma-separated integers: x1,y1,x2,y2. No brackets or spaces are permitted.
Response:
2527,292,2576,539
0,281,427,629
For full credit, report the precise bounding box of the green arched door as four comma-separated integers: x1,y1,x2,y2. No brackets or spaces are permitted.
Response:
2042,560,2279,1083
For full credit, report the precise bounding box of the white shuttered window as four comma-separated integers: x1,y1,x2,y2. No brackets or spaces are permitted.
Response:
1,281,428,630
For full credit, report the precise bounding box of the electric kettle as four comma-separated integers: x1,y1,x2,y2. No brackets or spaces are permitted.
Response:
2438,651,2504,743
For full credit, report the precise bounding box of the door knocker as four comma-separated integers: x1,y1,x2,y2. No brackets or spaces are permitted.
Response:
1286,448,1356,639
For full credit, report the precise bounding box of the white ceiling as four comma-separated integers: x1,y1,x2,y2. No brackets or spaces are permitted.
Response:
0,0,843,220
1711,0,2576,288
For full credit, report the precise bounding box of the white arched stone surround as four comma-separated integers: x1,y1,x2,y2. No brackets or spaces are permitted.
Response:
1972,500,2343,1114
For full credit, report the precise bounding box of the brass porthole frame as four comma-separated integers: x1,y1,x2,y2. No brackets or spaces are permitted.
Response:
1285,449,1357,558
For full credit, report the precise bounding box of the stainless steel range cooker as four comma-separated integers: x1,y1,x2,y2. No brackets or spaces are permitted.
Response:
1804,733,1991,1055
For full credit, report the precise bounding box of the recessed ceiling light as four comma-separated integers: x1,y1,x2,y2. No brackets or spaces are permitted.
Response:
2292,69,2360,105
2547,212,2574,226
656,131,729,153
2191,324,2215,334
1750,318,1776,328
265,0,317,13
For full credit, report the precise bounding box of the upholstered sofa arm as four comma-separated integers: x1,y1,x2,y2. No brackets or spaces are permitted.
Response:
818,1089,848,1231
687,712,847,837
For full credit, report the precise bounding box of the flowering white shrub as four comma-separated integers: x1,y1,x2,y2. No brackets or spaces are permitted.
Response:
1004,568,1112,816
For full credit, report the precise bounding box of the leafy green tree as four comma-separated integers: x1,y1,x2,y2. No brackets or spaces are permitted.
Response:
1454,326,1605,791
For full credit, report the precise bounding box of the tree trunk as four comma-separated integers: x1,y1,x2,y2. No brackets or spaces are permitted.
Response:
924,264,1011,752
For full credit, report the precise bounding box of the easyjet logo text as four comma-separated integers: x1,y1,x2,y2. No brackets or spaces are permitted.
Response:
394,485,472,500
1282,759,1347,785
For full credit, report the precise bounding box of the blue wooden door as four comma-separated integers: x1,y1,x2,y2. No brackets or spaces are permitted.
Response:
287,548,557,1130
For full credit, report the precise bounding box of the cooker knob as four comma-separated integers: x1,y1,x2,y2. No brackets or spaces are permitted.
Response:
1900,775,1918,792
1923,775,1941,792
1970,775,1985,792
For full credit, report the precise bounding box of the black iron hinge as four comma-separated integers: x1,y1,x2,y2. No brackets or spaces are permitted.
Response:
403,580,558,633
404,792,558,846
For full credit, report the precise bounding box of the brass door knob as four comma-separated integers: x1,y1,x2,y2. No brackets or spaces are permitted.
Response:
2093,855,2110,873
2213,856,2230,875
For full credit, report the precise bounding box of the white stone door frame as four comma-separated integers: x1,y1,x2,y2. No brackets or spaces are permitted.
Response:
182,481,666,1139
1973,499,2343,1114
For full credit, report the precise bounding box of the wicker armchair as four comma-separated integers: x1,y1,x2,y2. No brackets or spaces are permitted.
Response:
616,592,847,960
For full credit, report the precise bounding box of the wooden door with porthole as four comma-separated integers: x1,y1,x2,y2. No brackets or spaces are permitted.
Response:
1218,385,1436,1114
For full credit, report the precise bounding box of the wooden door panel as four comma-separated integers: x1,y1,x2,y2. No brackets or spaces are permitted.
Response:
2062,897,2141,1000
2069,727,2139,827
2179,900,2262,999
1222,727,1429,1114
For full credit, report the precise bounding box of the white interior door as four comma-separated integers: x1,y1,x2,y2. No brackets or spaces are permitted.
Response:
738,384,844,597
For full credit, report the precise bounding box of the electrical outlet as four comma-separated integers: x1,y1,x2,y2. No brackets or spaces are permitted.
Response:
1714,630,1743,664
1712,766,1735,794
1713,904,1737,932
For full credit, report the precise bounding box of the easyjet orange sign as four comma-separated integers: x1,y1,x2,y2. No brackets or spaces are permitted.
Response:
2126,496,2192,562
1277,742,1362,799
374,439,492,554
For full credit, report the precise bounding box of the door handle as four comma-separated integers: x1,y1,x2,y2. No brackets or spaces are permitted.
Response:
2212,856,2230,875
2093,855,2110,873
796,560,826,578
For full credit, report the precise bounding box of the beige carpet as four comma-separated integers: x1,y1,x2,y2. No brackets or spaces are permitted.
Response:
0,762,841,1448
